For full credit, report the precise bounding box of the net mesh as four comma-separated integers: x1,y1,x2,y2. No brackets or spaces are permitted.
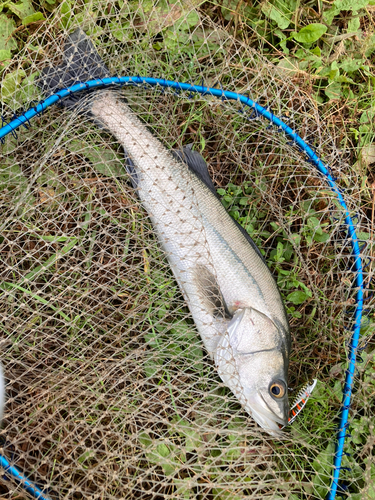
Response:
0,2,374,499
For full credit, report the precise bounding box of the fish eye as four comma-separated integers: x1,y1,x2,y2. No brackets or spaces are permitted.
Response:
269,380,286,399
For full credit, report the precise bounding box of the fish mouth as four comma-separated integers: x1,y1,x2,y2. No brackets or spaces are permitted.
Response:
245,392,288,435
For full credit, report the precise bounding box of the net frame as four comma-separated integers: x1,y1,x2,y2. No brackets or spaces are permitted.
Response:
0,75,365,500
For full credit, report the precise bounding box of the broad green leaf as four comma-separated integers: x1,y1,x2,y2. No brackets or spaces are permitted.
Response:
307,216,322,234
0,157,29,202
365,33,375,57
139,434,177,475
323,7,339,25
357,231,371,240
339,57,364,73
311,442,335,497
0,49,11,61
164,460,182,479
137,0,201,34
368,462,375,495
109,21,131,42
290,233,302,246
1,69,26,101
0,15,17,52
311,46,321,56
60,0,71,13
334,75,356,84
261,1,291,29
293,23,327,43
4,70,40,109
59,0,72,28
358,107,375,144
173,478,196,499
328,60,340,82
0,65,36,107
314,232,330,243
43,0,57,12
324,0,369,22
138,431,152,447
364,487,375,500
22,12,45,25
325,81,342,100
144,355,163,378
7,0,35,20
275,28,289,54
287,290,309,305
172,419,202,452
277,57,301,75
185,429,201,453
221,0,238,21
347,16,360,32
332,0,369,10
156,442,169,458
331,380,343,401
360,107,375,125
176,10,200,30
184,342,203,371
212,488,244,500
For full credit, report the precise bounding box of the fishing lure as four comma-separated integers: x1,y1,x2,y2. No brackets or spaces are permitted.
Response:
283,379,318,428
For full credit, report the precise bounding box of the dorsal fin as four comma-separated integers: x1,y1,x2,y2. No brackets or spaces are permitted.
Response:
170,145,218,197
173,147,267,264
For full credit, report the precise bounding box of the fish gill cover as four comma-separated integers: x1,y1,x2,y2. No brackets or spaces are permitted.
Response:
0,1,374,499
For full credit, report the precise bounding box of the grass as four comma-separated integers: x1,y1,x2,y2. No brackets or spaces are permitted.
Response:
0,1,375,499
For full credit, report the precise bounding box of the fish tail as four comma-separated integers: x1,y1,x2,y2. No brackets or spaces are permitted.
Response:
38,28,110,110
38,30,143,187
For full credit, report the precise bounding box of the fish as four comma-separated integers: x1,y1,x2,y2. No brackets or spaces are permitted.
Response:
38,29,291,435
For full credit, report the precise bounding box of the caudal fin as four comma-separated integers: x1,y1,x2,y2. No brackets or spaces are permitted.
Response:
38,29,110,109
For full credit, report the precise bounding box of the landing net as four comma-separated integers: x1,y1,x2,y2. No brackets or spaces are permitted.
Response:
0,2,374,499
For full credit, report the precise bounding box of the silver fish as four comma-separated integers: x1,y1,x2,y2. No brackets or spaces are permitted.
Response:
39,29,291,435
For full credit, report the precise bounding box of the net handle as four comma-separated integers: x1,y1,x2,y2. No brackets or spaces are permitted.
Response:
0,76,364,500
0,454,51,499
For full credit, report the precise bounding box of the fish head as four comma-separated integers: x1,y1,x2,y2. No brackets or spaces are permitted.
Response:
215,307,290,435
241,348,289,434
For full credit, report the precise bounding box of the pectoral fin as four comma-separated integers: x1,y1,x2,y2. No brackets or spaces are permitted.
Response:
192,265,232,320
